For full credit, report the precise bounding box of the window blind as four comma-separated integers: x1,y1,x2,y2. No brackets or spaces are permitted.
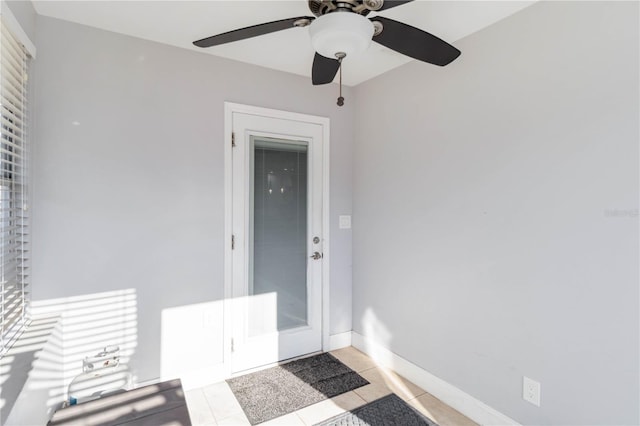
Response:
0,18,29,356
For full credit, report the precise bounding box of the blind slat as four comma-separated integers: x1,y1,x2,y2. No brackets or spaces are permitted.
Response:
1,83,25,108
1,18,29,356
0,25,26,64
1,106,25,128
0,54,24,87
1,75,23,102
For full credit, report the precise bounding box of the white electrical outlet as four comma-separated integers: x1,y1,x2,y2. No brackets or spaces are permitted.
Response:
523,376,541,406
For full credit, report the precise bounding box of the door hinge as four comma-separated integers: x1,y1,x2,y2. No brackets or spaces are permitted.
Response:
231,234,235,250
231,338,235,352
231,132,236,147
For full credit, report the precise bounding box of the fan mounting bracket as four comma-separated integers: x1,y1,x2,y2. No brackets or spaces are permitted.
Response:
372,20,383,36
293,18,313,28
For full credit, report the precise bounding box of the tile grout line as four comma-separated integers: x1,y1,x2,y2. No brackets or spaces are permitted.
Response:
348,389,367,404
293,411,307,426
199,387,220,425
186,387,219,426
203,382,251,425
352,387,368,401
356,365,378,374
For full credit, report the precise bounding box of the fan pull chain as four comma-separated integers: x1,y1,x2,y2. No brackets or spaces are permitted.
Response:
336,53,345,107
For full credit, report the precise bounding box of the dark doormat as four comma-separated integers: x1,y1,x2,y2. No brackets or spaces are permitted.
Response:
227,353,369,425
314,394,439,426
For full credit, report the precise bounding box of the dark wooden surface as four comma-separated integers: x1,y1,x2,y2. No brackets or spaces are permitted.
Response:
48,379,191,426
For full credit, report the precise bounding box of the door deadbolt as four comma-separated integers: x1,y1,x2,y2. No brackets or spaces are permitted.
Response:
310,251,322,260
313,236,320,244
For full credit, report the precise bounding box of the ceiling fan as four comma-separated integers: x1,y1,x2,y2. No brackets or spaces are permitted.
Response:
193,0,461,106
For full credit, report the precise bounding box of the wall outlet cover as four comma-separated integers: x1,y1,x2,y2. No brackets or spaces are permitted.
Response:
523,376,541,406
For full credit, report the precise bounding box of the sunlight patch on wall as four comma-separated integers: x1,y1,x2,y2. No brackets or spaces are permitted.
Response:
0,289,139,424
359,309,435,418
160,300,224,388
29,289,139,406
362,308,392,360
32,289,137,377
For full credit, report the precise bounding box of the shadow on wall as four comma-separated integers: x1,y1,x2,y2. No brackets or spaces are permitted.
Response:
1,289,139,425
0,315,63,424
34,289,139,390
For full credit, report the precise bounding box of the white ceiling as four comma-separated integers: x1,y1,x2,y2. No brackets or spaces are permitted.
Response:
31,1,535,86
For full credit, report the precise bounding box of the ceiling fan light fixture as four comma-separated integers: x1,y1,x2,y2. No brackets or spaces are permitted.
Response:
309,13,374,59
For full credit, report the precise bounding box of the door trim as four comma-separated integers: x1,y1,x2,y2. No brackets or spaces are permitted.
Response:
223,102,330,377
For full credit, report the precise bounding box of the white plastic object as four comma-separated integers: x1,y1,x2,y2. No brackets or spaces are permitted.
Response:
83,346,121,372
68,364,132,405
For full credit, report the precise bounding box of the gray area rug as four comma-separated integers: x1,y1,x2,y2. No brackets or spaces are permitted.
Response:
227,353,369,425
315,394,439,426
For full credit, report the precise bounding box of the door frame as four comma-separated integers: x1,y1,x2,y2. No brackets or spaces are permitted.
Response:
223,102,331,376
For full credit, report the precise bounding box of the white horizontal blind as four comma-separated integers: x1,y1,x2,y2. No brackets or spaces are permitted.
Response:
0,18,29,356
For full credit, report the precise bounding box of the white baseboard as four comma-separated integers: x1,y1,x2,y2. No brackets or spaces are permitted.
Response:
351,332,520,426
328,331,352,351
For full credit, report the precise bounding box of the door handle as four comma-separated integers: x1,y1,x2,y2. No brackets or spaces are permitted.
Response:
310,251,323,260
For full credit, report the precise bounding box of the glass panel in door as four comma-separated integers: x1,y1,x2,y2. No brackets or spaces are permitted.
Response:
248,137,309,336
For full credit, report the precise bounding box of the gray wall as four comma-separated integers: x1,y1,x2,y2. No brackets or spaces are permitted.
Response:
5,1,36,42
31,15,353,384
352,1,639,425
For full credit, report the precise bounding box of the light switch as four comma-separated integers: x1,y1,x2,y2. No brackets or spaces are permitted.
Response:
339,215,351,229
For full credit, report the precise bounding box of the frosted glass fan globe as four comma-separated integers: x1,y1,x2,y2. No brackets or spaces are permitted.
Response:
309,12,375,59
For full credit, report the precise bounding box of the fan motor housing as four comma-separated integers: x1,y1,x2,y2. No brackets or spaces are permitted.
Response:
308,0,329,16
308,0,371,16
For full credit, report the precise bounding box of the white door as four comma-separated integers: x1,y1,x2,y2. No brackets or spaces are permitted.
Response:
230,108,325,373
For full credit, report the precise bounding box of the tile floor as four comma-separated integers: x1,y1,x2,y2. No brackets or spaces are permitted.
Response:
184,346,478,426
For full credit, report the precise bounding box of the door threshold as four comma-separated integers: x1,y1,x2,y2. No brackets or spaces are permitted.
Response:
230,350,324,378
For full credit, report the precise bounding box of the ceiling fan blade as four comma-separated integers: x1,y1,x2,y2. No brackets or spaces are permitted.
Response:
193,16,314,48
378,0,415,11
371,16,461,66
312,53,340,85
